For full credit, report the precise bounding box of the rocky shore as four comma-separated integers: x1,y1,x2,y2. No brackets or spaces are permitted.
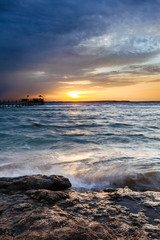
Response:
0,175,160,240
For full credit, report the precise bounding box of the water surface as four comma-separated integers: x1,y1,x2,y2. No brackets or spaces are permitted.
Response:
0,102,160,191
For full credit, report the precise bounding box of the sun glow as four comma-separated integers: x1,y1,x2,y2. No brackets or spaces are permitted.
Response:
67,91,82,99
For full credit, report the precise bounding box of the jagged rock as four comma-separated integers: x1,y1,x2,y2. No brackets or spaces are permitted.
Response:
104,188,117,193
0,236,15,240
0,175,71,193
26,189,69,203
0,175,160,239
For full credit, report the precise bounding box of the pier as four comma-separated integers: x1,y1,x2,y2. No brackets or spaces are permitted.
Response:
0,96,44,107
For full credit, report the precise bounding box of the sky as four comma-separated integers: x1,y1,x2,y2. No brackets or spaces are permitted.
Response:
0,0,160,101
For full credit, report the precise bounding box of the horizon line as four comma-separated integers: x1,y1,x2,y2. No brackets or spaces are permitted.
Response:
46,100,160,103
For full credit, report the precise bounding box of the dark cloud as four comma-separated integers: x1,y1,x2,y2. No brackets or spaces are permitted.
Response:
0,0,160,98
122,64,160,75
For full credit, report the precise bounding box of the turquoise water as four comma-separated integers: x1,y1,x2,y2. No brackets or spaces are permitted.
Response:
0,102,160,191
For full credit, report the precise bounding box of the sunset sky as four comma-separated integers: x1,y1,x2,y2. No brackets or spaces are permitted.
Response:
0,0,160,101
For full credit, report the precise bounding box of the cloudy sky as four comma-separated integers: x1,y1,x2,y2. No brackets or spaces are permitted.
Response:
1,0,160,101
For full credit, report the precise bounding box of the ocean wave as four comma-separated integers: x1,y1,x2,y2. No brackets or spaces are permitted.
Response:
0,103,160,191
109,123,133,128
71,170,160,192
113,171,160,191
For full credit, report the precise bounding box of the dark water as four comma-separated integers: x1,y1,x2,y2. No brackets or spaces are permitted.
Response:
0,102,160,191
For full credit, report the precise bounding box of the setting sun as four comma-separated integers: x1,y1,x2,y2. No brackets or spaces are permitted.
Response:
67,91,82,99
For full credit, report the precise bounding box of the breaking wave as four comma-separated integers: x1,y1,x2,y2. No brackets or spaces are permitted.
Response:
0,102,160,192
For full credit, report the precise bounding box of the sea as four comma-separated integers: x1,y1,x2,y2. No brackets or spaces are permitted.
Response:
0,102,160,191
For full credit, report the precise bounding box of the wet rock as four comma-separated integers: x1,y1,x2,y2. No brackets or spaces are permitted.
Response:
0,236,15,240
26,189,69,204
0,175,71,193
104,188,117,193
49,222,114,240
0,175,160,239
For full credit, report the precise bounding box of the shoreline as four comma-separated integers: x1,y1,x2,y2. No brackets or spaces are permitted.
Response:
0,174,160,240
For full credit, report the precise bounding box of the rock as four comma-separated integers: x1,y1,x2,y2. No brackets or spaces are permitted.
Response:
48,222,114,240
0,175,160,239
26,189,69,204
0,175,71,193
0,236,15,240
104,188,117,193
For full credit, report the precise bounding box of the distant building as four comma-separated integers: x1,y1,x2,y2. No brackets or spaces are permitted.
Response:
21,96,45,105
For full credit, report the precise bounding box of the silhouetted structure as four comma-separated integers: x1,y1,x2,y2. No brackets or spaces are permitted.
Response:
0,96,44,107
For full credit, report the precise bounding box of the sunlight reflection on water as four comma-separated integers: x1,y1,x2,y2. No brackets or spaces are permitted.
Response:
0,103,160,190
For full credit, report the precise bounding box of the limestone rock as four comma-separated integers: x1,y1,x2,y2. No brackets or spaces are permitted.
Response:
0,175,160,239
0,175,71,193
26,189,69,204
